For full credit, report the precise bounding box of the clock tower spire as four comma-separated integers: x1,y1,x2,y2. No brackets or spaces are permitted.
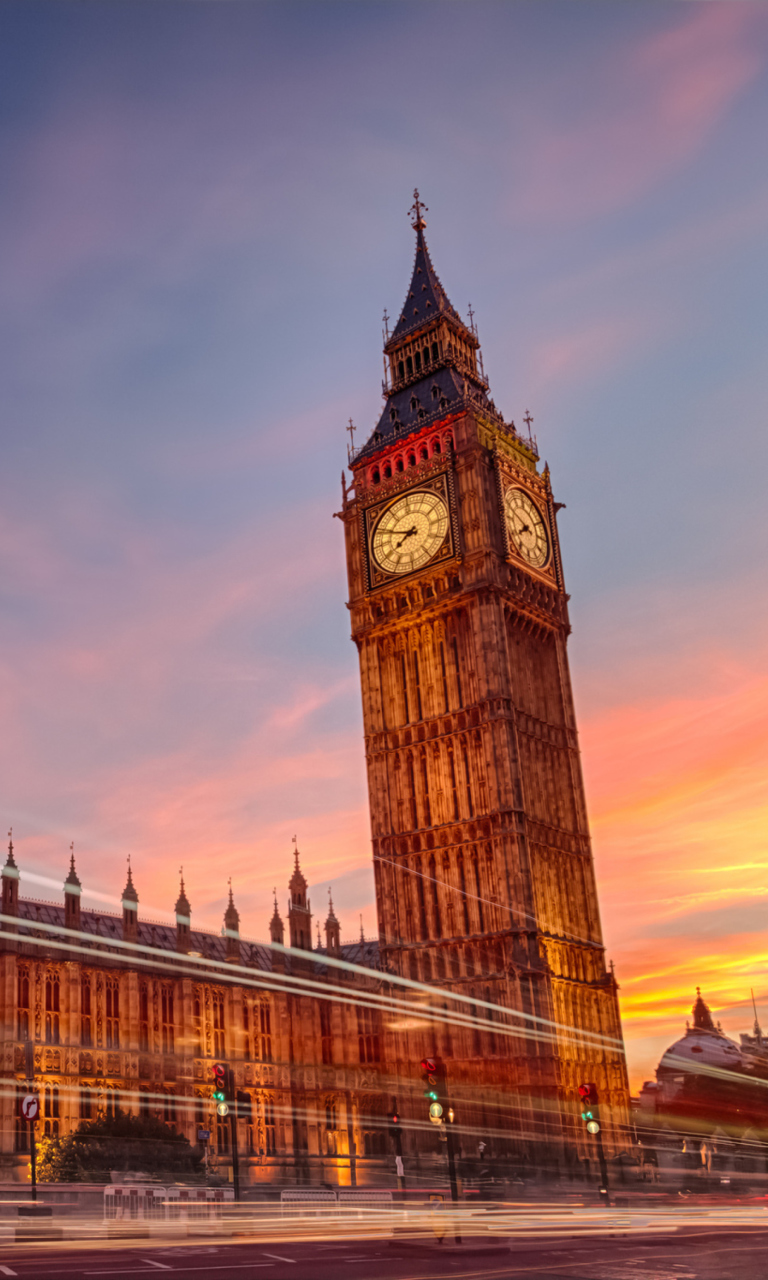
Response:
339,197,629,1167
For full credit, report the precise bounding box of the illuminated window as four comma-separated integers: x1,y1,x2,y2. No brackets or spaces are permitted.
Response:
357,1006,380,1064
45,972,60,1045
17,967,29,1041
213,992,225,1058
161,985,174,1054
105,979,120,1050
139,983,149,1052
81,974,92,1047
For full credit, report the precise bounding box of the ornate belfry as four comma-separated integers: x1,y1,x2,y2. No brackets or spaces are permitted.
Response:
340,194,630,1154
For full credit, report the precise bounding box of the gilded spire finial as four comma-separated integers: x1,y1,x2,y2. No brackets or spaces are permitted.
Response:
409,188,428,231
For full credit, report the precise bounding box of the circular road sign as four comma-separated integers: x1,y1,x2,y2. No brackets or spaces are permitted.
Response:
216,1102,229,1118
429,1102,443,1120
21,1095,39,1122
586,1120,600,1136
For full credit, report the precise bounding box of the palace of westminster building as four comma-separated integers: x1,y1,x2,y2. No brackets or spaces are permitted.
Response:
0,195,630,1184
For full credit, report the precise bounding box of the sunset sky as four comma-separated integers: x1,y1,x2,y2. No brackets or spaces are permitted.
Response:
2,1,767,1089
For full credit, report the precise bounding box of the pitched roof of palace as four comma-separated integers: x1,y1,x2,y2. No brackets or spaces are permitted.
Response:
13,898,380,977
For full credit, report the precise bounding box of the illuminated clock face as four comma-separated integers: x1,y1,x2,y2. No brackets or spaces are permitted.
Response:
504,488,549,568
372,490,449,575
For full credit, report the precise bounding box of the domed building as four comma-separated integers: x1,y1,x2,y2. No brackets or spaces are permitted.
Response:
638,990,768,1137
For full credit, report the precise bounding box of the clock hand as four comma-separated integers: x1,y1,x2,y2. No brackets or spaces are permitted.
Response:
395,526,418,548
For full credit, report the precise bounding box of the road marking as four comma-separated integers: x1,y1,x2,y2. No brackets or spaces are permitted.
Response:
0,1268,17,1277
261,1256,295,1264
143,1266,173,1273
87,1269,274,1277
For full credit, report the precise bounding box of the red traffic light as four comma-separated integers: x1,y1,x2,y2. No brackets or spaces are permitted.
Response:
391,1112,399,1125
578,1082,598,1104
420,1058,436,1074
213,1063,226,1082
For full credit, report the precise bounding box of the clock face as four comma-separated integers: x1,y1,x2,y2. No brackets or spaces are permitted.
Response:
371,490,450,576
504,487,549,568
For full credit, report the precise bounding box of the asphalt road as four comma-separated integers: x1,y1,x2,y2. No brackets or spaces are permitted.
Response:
0,1228,767,1280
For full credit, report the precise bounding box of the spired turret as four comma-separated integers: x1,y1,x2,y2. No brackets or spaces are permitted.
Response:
2,830,19,938
224,881,240,964
269,889,284,945
64,844,82,932
122,857,139,943
324,889,341,958
288,840,312,952
174,870,191,953
355,189,499,467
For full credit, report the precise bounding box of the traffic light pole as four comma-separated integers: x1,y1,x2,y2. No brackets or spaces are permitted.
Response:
594,1121,609,1203
25,1041,36,1203
227,1068,240,1202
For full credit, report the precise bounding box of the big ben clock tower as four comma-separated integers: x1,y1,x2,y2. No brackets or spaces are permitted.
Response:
339,194,629,1159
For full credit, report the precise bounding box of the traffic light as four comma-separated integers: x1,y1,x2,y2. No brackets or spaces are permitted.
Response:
421,1057,439,1102
421,1057,448,1125
578,1082,600,1133
236,1090,252,1122
212,1063,227,1103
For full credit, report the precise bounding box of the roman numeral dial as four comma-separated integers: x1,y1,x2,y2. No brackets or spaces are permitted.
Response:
371,490,449,576
504,487,549,568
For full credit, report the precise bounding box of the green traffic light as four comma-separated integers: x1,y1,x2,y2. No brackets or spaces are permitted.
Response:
213,1090,225,1102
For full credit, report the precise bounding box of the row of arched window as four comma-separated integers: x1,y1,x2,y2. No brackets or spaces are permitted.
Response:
368,431,454,487
394,339,440,383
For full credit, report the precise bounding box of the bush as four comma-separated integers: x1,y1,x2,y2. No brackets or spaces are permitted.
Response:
36,1109,203,1183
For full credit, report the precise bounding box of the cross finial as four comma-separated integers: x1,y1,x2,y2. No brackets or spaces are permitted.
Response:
523,410,534,434
382,308,390,342
467,302,475,333
409,188,428,230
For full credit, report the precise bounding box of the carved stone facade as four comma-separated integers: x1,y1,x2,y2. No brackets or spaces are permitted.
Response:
0,848,389,1185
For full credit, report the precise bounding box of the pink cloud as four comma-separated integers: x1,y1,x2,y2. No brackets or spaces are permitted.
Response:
516,6,764,221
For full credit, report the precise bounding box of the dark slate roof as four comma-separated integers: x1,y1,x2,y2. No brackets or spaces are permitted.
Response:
14,899,380,979
339,938,380,970
356,365,498,462
390,226,462,343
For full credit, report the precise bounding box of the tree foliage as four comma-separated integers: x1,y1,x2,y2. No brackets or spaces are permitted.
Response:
36,1109,202,1183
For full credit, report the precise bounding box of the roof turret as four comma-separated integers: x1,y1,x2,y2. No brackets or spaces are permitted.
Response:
269,887,284,944
65,845,81,892
3,829,18,874
122,856,139,906
224,880,240,933
289,839,307,893
174,868,190,918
